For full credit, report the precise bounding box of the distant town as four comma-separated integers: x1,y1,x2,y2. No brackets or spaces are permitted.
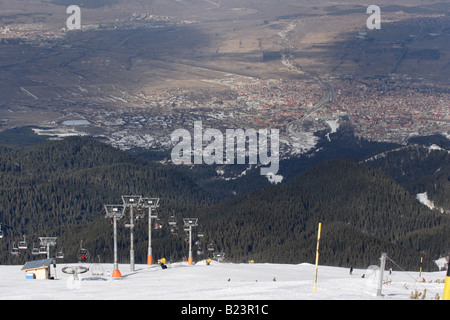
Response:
26,73,449,160
1,9,449,158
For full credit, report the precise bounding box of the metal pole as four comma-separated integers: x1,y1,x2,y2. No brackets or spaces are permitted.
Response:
130,206,135,271
377,252,387,296
113,215,120,276
183,218,197,265
104,205,123,278
188,225,193,265
147,206,152,265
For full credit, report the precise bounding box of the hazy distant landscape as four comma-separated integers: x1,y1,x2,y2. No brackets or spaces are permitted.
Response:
0,0,448,153
0,0,449,274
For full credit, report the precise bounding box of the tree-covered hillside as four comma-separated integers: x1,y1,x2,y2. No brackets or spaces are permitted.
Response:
0,134,448,271
197,159,449,271
0,136,214,264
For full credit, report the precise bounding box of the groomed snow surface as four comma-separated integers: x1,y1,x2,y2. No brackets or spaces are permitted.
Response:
0,260,446,301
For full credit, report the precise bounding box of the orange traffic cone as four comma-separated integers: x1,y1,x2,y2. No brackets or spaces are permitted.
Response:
112,269,122,278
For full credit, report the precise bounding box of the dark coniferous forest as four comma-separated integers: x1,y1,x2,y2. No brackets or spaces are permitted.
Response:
0,127,449,272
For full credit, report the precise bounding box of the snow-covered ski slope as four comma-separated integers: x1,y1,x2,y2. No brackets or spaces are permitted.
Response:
0,260,446,301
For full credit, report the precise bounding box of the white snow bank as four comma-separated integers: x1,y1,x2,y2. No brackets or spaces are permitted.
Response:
0,261,446,301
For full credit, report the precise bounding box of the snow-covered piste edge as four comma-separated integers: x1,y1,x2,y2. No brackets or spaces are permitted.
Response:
0,260,446,300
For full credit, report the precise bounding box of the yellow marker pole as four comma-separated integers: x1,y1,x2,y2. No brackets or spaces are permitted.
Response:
314,222,322,293
419,256,423,279
443,257,450,300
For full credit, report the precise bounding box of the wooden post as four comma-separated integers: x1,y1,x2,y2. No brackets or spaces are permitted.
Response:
443,256,450,300
419,256,423,279
314,222,322,293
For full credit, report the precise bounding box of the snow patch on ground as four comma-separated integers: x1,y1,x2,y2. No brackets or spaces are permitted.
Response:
416,192,436,210
266,173,283,185
416,192,446,213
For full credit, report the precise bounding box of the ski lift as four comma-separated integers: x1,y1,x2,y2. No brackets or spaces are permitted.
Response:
207,242,214,251
56,249,64,259
11,242,19,256
78,241,89,263
18,235,27,250
197,231,204,238
154,218,163,230
31,243,40,255
78,249,89,262
170,226,178,236
38,245,47,254
213,252,225,262
121,195,142,207
91,255,104,276
168,215,177,226
135,207,146,220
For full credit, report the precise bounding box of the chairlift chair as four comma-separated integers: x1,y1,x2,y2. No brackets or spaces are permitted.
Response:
135,207,146,220
11,242,19,256
18,235,27,250
56,250,64,259
31,243,40,255
168,215,177,226
78,241,90,262
154,218,163,230
91,256,104,276
207,242,214,251
78,249,89,262
38,245,47,254
213,252,225,262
